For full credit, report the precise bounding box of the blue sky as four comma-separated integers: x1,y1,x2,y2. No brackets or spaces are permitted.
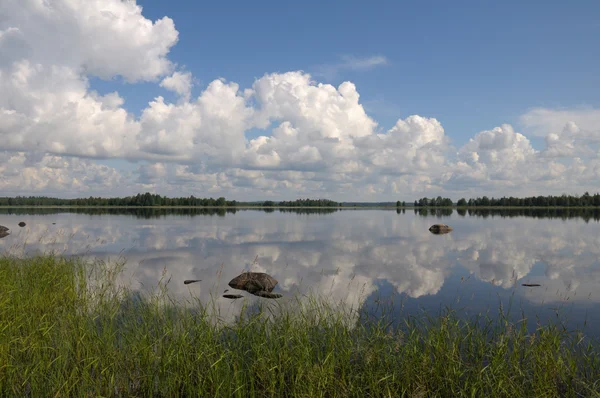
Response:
1,0,600,200
106,0,600,145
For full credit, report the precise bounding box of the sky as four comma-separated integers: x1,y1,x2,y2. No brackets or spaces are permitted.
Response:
1,0,599,201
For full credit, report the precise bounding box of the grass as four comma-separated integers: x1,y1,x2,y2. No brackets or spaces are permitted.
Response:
1,255,599,397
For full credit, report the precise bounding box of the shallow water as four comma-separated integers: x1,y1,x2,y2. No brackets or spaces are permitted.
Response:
1,207,599,334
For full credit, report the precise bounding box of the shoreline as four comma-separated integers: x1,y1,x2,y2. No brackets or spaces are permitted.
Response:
2,205,600,209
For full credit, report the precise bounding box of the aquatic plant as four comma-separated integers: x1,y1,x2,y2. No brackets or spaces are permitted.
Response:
0,254,598,397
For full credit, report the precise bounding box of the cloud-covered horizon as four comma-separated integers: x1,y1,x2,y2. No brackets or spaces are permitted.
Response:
1,0,599,201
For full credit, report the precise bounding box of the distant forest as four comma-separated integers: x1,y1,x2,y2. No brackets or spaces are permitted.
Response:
261,199,340,207
0,193,341,208
456,193,600,207
1,191,600,207
412,193,600,207
412,197,454,207
0,193,236,207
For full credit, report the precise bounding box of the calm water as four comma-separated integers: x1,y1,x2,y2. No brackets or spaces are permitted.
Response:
1,208,599,334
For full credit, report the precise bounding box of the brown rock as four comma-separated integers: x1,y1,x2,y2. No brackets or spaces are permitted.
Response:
429,224,453,234
228,272,281,298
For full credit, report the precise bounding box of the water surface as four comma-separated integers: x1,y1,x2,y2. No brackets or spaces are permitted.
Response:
1,208,599,334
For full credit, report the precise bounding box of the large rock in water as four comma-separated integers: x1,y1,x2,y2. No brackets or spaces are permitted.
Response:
429,224,453,234
0,231,9,239
18,222,26,227
0,225,8,232
228,272,282,299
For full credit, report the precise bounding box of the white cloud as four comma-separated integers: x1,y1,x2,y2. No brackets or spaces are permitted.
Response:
520,107,600,139
1,1,600,200
457,124,537,181
160,71,193,100
0,0,178,82
315,55,389,79
521,107,600,159
356,115,450,174
138,78,253,164
0,152,127,196
0,0,177,159
0,61,140,157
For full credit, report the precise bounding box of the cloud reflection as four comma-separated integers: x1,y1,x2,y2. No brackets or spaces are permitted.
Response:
1,210,599,321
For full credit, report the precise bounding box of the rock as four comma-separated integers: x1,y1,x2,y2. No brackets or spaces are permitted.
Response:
228,272,281,298
429,224,452,234
183,279,202,285
223,294,244,299
253,291,283,299
18,222,26,227
0,225,8,232
0,231,9,239
521,283,541,287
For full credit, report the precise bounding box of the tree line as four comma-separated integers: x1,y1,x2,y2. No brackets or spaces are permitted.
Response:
3,192,600,208
406,193,600,208
456,192,600,207
272,199,340,207
0,193,341,208
412,197,454,207
0,193,236,207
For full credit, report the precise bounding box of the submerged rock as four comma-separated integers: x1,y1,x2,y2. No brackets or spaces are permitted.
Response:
18,222,26,227
429,224,453,234
228,272,282,298
183,279,202,285
253,291,283,299
0,225,8,232
223,294,244,299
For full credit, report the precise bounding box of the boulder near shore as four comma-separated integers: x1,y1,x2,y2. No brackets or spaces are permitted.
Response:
228,272,283,299
429,224,453,234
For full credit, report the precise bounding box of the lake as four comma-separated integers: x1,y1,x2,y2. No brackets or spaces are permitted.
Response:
1,207,599,334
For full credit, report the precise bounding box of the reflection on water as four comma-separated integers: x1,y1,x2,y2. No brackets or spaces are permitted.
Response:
1,208,599,333
0,207,341,218
462,207,600,222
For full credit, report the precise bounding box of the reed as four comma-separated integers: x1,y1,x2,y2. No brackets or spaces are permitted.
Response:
0,254,598,397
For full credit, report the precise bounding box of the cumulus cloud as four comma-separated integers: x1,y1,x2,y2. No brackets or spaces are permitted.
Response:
455,124,537,182
138,79,252,163
521,108,600,159
0,151,127,196
0,0,176,159
0,0,178,81
160,71,193,100
520,107,600,139
356,115,449,174
1,0,600,200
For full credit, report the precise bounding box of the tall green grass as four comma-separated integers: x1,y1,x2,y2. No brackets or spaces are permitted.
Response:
1,254,599,397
